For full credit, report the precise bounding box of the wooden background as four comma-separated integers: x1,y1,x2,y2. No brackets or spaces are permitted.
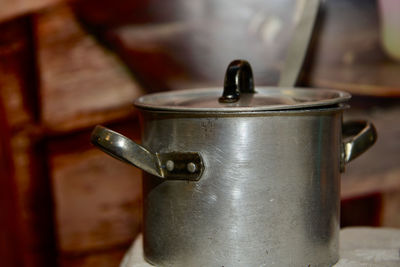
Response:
1,0,399,266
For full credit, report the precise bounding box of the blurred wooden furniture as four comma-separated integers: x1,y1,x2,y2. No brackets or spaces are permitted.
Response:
0,1,399,267
0,4,144,267
0,0,61,22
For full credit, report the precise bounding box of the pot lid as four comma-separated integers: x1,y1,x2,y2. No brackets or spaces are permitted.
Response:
134,60,351,112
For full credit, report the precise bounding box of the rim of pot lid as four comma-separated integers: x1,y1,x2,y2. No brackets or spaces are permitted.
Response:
134,60,351,112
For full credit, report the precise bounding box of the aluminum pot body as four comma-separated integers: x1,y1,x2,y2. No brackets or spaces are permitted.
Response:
140,107,343,267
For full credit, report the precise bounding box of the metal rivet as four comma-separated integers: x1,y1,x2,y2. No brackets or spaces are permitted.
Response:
187,162,197,173
166,160,174,171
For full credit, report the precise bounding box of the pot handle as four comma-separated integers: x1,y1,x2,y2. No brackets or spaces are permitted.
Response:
341,120,377,171
91,126,204,180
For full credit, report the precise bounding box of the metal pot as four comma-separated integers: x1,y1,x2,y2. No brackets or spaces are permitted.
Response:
91,60,376,267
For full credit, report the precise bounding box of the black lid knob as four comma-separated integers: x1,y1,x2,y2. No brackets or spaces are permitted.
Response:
219,60,255,103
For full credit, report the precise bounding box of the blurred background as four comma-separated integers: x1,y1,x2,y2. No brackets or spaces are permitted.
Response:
0,0,399,266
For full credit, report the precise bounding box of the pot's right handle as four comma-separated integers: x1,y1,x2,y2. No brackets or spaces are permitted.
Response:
341,121,377,171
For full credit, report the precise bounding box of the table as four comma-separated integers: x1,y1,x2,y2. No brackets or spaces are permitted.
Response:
121,227,400,267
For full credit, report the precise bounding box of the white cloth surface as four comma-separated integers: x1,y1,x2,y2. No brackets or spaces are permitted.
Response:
120,227,400,267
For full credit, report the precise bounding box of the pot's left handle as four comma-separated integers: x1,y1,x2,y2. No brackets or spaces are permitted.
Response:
91,126,204,181
341,121,377,172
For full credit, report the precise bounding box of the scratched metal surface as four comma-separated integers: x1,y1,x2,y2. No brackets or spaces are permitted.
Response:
138,108,343,266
